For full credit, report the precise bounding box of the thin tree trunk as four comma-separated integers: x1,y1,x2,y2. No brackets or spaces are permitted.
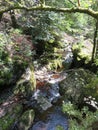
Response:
91,20,98,62
10,10,18,28
0,13,3,21
77,0,80,6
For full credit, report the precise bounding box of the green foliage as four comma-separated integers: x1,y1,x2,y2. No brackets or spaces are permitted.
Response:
84,77,98,101
11,28,23,34
73,42,84,52
48,59,63,70
62,102,81,118
62,102,98,130
56,125,64,130
72,41,92,64
0,33,9,62
0,29,34,87
0,33,13,86
94,58,98,66
19,109,35,129
32,15,65,64
90,0,98,11
31,11,60,42
0,104,22,130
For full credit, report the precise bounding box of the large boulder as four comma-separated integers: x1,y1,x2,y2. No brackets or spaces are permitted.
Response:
26,89,52,113
59,69,97,105
0,100,35,130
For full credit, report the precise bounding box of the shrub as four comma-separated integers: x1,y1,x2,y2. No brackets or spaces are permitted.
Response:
62,102,98,130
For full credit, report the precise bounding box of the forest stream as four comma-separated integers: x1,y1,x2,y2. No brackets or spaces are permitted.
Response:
28,45,72,129
29,70,68,130
0,36,98,130
0,0,98,129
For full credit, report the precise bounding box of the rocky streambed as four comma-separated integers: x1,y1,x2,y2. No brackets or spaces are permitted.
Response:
0,32,98,130
0,67,98,130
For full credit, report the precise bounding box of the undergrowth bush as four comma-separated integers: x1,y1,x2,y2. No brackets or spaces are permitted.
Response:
62,102,98,130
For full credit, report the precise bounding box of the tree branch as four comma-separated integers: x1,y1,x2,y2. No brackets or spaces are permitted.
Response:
0,5,98,19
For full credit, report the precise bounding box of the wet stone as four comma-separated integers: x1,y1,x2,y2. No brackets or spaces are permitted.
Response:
26,90,52,112
28,81,61,112
36,95,52,112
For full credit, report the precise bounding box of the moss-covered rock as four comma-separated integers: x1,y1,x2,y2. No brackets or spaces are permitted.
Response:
14,64,36,97
0,103,23,130
59,68,97,104
18,109,35,130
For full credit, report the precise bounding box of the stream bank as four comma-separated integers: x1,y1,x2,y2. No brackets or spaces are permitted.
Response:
1,68,96,130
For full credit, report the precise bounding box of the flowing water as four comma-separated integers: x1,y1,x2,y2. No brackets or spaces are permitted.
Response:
28,72,69,130
30,106,68,130
28,43,73,130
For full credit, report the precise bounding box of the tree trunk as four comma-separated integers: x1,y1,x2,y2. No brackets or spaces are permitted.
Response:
77,0,80,6
10,10,19,28
91,20,98,62
0,13,3,21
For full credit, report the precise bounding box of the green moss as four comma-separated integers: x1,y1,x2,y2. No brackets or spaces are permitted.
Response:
18,109,35,130
56,125,64,130
0,104,22,130
14,64,36,97
48,59,63,70
29,64,36,90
